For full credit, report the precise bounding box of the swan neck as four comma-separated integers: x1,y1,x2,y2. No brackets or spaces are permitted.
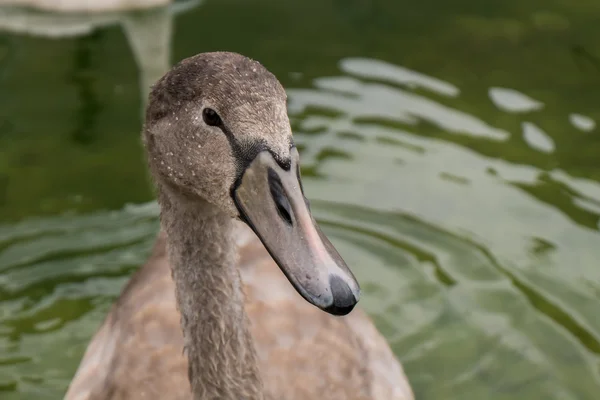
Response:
158,187,264,400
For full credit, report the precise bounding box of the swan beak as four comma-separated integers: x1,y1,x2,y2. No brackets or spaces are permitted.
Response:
232,147,361,316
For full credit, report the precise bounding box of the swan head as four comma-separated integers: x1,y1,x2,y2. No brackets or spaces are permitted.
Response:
143,51,360,316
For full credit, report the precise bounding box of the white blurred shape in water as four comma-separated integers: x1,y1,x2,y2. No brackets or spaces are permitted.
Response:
488,87,544,113
569,113,596,132
522,121,555,153
340,58,460,97
289,74,509,142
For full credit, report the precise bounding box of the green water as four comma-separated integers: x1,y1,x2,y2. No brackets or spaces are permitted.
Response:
1,0,600,398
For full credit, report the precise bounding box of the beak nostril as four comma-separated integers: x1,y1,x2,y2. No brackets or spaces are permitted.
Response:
275,198,292,226
268,168,293,226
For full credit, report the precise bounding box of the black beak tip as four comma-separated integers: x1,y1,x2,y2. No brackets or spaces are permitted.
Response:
323,274,359,316
324,302,357,316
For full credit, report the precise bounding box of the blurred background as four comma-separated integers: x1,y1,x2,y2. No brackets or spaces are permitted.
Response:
1,0,599,398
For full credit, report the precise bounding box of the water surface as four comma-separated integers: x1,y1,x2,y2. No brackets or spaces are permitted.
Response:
1,0,600,399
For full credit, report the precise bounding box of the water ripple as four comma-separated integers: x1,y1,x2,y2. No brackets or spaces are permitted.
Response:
287,57,600,399
0,203,159,399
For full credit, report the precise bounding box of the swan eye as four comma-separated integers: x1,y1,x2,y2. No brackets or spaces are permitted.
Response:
202,108,222,126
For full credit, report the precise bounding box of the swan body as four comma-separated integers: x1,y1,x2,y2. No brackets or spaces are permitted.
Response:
64,52,415,400
0,0,170,13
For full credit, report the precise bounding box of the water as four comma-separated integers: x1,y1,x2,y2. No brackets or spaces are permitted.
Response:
1,0,599,398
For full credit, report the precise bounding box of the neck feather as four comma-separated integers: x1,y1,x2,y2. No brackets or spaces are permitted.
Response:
157,186,263,400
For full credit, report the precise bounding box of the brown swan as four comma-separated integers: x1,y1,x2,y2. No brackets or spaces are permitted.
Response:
64,51,415,400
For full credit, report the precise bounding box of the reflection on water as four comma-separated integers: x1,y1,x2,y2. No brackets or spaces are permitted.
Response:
287,57,600,398
0,0,201,111
1,5,600,400
291,58,510,141
488,87,544,113
570,113,596,132
521,121,555,153
0,203,159,398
